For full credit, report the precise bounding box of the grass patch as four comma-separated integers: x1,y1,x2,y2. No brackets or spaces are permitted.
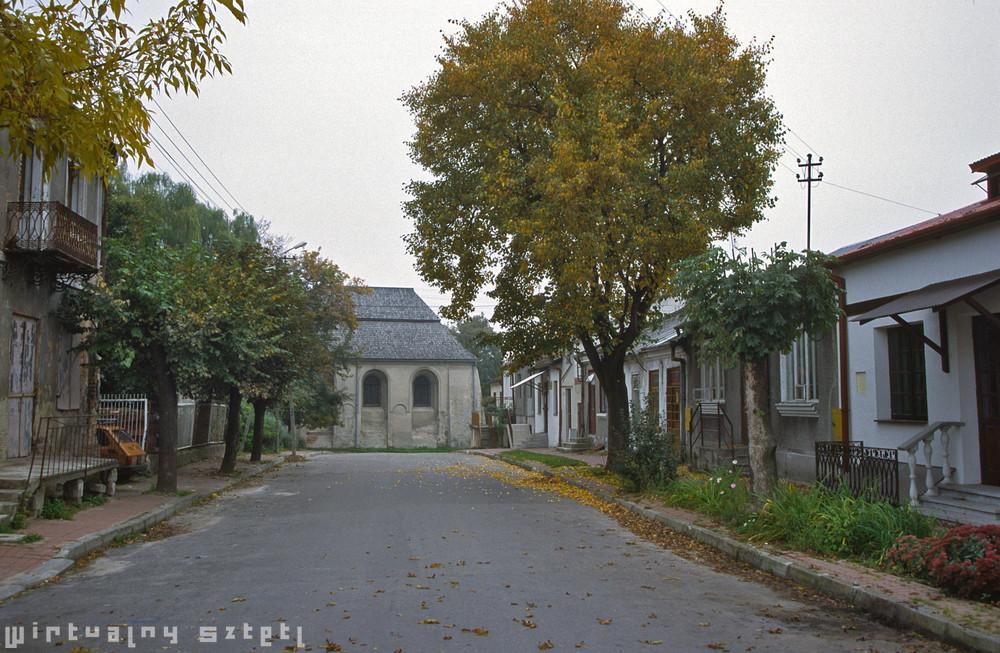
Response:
326,446,460,454
20,533,42,544
657,469,938,564
40,494,109,520
498,450,588,468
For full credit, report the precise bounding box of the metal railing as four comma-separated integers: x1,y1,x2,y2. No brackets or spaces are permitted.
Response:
26,415,115,488
688,401,737,464
897,421,963,507
815,440,900,505
4,201,99,271
98,394,149,450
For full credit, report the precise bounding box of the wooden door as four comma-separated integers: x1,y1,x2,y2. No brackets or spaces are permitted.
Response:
7,316,38,459
665,367,681,442
973,316,1000,486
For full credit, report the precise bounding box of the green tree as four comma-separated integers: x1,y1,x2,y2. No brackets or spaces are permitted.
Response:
61,226,218,492
450,314,502,396
1,0,245,178
243,249,359,462
673,245,841,496
402,0,782,468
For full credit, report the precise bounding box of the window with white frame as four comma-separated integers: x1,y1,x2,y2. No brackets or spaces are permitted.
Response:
781,332,817,402
694,359,725,402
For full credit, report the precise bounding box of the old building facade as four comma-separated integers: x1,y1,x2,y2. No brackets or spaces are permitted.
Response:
307,288,480,449
1,133,103,462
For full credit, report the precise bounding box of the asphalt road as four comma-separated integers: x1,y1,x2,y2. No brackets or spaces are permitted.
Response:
0,453,952,652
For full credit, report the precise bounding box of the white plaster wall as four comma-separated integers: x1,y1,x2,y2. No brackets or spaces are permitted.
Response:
843,242,1000,484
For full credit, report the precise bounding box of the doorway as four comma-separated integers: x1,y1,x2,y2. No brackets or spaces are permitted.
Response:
973,316,1000,486
666,367,681,444
7,316,38,459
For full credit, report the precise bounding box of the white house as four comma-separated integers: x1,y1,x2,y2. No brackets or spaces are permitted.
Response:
833,151,1000,524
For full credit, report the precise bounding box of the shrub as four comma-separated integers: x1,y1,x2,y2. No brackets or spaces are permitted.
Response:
886,525,1000,600
745,483,937,561
613,401,681,492
661,464,752,526
40,498,74,520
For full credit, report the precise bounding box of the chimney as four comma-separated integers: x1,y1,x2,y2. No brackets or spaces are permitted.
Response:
970,152,1000,199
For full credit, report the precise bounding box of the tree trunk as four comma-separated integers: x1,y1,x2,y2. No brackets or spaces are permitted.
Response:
219,385,242,474
591,360,629,471
151,346,179,493
744,356,776,496
250,398,267,462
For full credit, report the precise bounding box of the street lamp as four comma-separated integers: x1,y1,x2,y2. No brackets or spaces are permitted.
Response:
282,241,307,256
280,241,306,456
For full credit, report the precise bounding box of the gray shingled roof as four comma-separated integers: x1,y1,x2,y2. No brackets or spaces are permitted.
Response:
349,288,476,362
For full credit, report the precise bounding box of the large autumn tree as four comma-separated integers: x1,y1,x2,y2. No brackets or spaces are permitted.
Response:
403,0,783,467
1,0,245,178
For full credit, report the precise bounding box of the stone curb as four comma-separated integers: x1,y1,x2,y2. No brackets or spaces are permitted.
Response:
472,450,1000,653
0,457,286,604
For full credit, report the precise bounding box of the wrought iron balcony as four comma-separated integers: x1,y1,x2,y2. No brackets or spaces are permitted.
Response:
3,201,99,272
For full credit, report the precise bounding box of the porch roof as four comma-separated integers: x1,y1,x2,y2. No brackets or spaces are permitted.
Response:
852,267,1000,324
510,369,546,389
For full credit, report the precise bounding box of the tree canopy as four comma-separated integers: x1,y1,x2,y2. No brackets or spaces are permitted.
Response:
403,0,783,465
0,0,245,178
63,171,358,487
674,245,841,366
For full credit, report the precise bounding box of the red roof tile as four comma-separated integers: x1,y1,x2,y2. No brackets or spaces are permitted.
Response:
831,195,1000,264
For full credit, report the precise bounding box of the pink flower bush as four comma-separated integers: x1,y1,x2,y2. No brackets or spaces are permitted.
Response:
886,525,1000,600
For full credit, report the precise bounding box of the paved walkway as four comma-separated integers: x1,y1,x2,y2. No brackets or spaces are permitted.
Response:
0,455,278,582
478,446,608,466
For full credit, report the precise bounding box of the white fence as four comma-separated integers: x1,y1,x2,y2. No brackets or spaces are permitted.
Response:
98,394,149,449
99,394,226,452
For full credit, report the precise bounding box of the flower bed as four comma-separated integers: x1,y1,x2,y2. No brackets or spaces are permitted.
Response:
886,525,1000,601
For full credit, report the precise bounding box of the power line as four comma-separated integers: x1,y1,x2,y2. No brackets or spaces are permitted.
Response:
824,181,940,216
148,135,221,211
780,158,940,216
152,98,252,215
150,118,234,214
786,126,821,156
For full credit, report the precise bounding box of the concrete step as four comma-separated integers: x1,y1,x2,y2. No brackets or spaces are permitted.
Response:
920,490,1000,526
939,483,1000,501
919,500,1000,526
557,438,594,453
0,489,22,503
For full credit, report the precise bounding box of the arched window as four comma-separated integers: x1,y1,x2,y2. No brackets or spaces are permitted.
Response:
362,373,383,407
413,373,433,408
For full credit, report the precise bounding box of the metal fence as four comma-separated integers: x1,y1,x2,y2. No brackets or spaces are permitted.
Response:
98,394,149,449
815,440,900,505
27,415,114,486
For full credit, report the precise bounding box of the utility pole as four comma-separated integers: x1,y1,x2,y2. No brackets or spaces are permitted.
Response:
796,153,823,251
289,399,297,456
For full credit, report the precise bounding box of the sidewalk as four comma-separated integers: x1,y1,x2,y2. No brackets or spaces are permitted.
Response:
472,449,1000,653
479,447,607,467
0,454,287,600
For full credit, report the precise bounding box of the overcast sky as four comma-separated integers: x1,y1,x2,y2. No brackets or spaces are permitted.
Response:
142,0,1000,318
